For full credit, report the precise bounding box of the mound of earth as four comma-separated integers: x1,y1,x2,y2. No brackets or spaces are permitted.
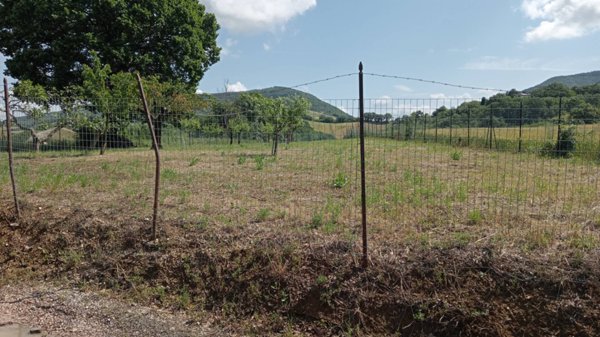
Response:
1,204,599,336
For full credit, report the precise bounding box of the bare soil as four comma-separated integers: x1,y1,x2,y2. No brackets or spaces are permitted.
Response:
0,284,221,337
1,203,599,336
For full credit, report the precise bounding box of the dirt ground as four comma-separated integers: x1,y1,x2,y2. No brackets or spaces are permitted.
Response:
0,284,223,337
1,201,599,336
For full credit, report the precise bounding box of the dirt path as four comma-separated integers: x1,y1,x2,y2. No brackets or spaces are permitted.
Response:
0,284,223,337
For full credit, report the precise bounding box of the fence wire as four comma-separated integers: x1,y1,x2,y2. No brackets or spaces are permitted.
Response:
1,94,599,250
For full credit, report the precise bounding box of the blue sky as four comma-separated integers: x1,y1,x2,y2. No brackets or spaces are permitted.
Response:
197,0,600,100
1,0,598,102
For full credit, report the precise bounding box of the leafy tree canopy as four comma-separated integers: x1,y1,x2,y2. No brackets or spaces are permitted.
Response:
0,0,220,91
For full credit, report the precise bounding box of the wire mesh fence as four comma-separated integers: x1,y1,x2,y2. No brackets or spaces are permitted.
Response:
1,90,599,249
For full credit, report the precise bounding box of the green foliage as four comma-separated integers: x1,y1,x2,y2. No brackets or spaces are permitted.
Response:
257,208,271,222
310,212,324,229
451,150,462,161
212,86,352,121
254,155,265,170
540,127,577,158
0,0,220,90
331,172,349,188
467,209,483,224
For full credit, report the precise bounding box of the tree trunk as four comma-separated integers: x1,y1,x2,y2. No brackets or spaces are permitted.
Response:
237,132,241,144
33,137,41,152
100,130,108,155
90,132,100,150
229,130,233,145
272,133,279,156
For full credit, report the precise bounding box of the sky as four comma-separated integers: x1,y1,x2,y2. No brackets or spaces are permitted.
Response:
1,0,598,103
196,0,600,100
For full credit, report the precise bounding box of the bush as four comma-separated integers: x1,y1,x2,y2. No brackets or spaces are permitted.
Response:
539,127,576,158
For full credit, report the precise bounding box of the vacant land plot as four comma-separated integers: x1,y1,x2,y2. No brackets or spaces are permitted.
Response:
2,137,598,252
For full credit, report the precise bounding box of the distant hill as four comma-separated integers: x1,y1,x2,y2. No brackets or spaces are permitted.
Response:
526,71,600,92
211,86,354,122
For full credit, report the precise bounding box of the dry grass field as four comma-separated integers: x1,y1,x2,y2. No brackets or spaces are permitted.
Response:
2,137,598,251
2,136,600,336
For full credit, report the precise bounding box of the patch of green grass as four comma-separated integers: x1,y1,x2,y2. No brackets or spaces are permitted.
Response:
310,211,324,229
467,209,483,225
257,208,271,222
331,172,348,188
451,150,462,161
254,155,265,170
161,168,178,181
188,157,200,166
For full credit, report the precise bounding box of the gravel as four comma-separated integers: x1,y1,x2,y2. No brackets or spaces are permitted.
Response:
0,284,223,337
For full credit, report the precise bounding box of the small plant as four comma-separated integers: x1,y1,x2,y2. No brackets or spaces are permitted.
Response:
467,209,483,224
254,155,265,170
451,150,462,161
540,127,577,158
161,168,178,181
413,310,426,321
257,208,271,222
310,212,324,229
316,274,328,285
237,156,247,165
188,157,200,166
331,172,348,188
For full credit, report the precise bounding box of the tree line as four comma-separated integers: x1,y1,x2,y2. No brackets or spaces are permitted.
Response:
7,54,311,156
364,83,600,127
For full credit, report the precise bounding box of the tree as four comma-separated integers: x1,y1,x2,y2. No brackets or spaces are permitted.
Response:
79,54,138,154
0,0,220,91
140,78,205,149
10,81,83,152
259,96,310,156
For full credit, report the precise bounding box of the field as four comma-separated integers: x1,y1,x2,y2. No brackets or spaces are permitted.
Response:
1,136,600,335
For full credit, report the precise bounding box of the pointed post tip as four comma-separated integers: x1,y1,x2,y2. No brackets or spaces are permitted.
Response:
359,62,363,71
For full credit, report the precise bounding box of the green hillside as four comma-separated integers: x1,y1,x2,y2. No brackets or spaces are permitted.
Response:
526,70,600,91
211,86,354,122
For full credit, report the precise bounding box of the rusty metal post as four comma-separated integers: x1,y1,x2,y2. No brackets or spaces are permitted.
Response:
467,107,471,147
136,73,161,241
556,97,563,154
518,101,523,153
4,78,20,218
358,63,368,269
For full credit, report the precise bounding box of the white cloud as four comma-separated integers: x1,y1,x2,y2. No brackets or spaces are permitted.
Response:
196,88,204,94
263,43,271,51
430,93,447,99
522,0,600,42
226,81,248,92
201,0,317,33
463,56,560,71
220,38,238,56
394,84,413,93
374,95,392,106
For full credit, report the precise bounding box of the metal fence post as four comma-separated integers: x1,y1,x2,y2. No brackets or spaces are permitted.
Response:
518,101,523,153
358,62,368,269
467,107,471,147
556,97,563,154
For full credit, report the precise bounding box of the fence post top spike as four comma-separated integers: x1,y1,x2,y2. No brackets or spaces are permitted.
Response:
359,62,363,71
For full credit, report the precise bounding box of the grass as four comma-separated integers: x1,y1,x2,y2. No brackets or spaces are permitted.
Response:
0,136,598,252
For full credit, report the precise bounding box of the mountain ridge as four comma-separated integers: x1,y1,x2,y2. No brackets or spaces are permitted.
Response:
526,70,600,91
210,86,354,122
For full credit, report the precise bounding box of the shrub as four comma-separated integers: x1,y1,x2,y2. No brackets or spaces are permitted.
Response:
450,151,462,161
331,172,349,188
539,127,576,158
